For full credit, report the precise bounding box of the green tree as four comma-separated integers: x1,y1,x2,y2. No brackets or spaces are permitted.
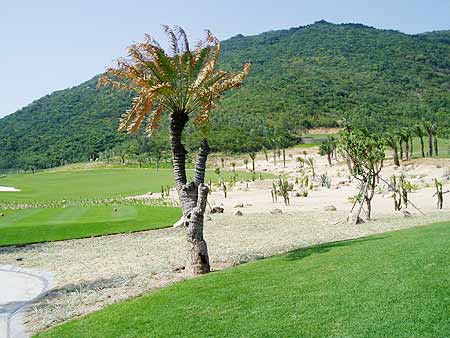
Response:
147,134,169,172
242,136,263,173
99,26,250,275
339,129,385,221
319,136,336,165
113,142,131,164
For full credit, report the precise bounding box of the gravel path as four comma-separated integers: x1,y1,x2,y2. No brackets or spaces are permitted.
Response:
1,210,450,335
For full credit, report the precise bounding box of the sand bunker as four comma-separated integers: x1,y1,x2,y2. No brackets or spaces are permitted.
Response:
0,186,20,192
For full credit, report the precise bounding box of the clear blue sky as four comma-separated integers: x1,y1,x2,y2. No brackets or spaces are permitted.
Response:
1,0,449,117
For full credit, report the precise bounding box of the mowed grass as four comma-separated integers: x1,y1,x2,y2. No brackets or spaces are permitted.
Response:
0,168,272,203
0,205,181,246
36,222,450,338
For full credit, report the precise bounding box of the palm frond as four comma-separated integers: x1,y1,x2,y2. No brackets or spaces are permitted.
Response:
146,105,164,135
162,25,179,56
174,26,190,53
98,26,251,136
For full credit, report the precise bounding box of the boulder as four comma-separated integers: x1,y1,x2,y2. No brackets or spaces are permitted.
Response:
324,205,337,212
270,209,283,214
234,203,244,208
211,206,224,214
234,210,243,216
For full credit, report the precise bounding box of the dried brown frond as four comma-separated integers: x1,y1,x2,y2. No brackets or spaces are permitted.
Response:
146,105,164,135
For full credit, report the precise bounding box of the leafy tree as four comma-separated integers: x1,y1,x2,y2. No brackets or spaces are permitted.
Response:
98,26,250,275
147,134,169,172
241,136,263,173
319,136,336,165
262,146,268,161
339,129,385,221
113,142,131,164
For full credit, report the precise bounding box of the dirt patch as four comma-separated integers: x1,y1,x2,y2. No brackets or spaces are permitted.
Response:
307,127,342,135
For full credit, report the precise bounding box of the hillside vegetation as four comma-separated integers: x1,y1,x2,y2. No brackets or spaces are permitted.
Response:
1,21,450,169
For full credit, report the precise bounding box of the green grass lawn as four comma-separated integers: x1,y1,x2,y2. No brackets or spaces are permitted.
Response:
0,168,272,203
36,221,450,338
0,205,181,246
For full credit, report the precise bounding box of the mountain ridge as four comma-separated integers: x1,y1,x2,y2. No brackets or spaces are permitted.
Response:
1,21,450,170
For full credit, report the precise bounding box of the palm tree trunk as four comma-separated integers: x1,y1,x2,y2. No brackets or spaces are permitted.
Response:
399,140,403,160
327,153,332,165
428,133,433,157
419,137,425,157
405,141,410,161
409,137,413,159
434,135,439,157
170,111,210,275
282,149,286,168
420,136,425,157
393,149,400,166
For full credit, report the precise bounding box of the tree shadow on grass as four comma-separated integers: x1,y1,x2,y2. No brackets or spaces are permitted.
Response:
285,235,388,261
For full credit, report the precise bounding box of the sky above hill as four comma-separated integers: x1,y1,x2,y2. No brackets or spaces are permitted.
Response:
1,0,449,118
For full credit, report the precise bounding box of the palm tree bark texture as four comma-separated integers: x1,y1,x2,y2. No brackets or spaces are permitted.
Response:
170,110,211,274
98,26,250,275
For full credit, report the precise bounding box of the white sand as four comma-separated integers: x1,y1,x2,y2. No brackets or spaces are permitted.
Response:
0,186,20,192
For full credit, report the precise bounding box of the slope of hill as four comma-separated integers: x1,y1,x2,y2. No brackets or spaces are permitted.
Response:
419,30,450,45
1,21,450,169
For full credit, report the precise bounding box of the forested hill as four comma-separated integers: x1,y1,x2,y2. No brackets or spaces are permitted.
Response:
1,20,450,170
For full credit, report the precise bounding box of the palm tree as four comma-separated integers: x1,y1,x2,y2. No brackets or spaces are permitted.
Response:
434,128,439,156
384,133,400,166
396,130,404,160
399,128,411,161
98,27,250,275
414,124,425,158
409,130,413,159
423,121,436,157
